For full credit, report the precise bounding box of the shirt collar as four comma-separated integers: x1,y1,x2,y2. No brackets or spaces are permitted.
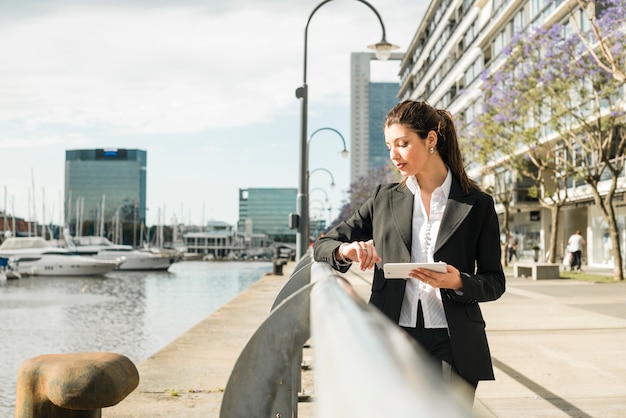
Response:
405,168,452,198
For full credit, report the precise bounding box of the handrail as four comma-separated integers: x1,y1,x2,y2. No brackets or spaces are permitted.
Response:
220,256,474,417
220,267,313,417
310,262,473,417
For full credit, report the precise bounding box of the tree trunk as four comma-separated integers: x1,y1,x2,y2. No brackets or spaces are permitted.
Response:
605,200,624,280
590,183,624,280
548,205,560,264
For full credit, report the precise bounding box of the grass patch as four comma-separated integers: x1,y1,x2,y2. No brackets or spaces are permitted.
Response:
504,266,619,283
558,271,618,283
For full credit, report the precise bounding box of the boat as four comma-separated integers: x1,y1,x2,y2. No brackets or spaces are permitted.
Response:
0,237,119,277
70,236,173,271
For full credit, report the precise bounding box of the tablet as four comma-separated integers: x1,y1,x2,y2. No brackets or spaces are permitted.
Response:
383,262,447,278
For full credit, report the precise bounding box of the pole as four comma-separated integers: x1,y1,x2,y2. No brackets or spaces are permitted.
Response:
296,82,309,260
295,0,395,260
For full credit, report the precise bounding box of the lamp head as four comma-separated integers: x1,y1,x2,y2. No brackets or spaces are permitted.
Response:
340,149,349,158
368,38,399,61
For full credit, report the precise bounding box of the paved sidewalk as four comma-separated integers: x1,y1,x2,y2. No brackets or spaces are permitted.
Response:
103,262,626,417
474,274,626,417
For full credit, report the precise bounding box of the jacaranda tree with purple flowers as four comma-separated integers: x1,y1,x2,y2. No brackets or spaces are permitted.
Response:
474,0,625,279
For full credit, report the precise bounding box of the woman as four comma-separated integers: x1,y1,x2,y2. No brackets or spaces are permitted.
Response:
314,100,505,402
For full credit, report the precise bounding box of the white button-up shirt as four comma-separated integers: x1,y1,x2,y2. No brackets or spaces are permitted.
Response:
398,169,451,328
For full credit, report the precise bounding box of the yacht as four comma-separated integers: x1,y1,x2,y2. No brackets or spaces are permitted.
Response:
0,237,119,277
70,236,173,271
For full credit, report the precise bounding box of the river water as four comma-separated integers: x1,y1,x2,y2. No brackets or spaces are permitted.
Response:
0,260,272,416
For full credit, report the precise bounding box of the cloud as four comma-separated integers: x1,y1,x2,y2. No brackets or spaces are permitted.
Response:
0,2,419,137
0,1,427,225
0,6,306,134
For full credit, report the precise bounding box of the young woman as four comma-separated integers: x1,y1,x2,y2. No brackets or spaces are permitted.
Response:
314,100,505,402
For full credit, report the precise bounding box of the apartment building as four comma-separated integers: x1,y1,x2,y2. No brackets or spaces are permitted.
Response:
398,0,625,267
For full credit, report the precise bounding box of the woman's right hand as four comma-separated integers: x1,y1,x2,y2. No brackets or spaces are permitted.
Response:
339,240,381,271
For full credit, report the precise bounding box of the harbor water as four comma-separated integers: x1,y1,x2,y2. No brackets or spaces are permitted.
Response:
0,260,272,416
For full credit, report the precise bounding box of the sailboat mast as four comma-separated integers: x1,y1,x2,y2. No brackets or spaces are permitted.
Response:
100,194,106,237
3,186,7,238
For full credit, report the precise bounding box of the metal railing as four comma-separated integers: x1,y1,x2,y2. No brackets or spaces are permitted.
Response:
220,254,474,417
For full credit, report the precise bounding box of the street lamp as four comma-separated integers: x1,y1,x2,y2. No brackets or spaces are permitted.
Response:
309,127,349,159
294,0,399,259
309,199,327,212
310,187,329,202
309,198,331,242
308,167,336,188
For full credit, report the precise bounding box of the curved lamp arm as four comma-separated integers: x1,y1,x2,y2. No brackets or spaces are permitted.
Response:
309,127,349,158
310,187,329,202
309,168,336,188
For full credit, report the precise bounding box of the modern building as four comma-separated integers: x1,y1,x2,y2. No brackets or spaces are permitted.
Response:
397,0,625,267
65,148,147,229
237,188,297,243
350,52,404,183
183,220,244,259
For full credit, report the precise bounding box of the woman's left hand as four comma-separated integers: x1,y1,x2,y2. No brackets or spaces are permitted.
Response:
409,264,463,291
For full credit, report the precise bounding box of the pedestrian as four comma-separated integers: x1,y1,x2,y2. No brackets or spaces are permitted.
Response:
567,230,585,271
314,100,506,405
507,236,518,263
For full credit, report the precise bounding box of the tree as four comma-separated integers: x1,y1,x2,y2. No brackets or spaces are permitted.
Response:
475,0,625,279
573,0,626,82
471,43,573,266
464,104,531,266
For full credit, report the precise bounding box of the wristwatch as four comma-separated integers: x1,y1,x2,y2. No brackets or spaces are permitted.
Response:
337,242,352,263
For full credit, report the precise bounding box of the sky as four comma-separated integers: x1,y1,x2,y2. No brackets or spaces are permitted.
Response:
0,0,427,227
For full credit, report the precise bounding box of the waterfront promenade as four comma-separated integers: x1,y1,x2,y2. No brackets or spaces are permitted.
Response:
102,262,626,417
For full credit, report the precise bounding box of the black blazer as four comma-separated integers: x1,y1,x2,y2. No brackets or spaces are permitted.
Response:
314,176,506,383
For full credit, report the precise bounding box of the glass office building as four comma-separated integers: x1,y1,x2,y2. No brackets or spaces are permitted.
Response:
368,82,401,170
65,148,147,225
238,188,297,242
350,52,403,183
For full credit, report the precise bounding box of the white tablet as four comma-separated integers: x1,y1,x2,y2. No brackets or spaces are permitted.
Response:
383,262,447,278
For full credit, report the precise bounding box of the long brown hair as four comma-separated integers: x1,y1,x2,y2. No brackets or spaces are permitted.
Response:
384,100,479,193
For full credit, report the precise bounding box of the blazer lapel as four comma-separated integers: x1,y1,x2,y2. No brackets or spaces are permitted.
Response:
434,178,476,253
390,185,413,257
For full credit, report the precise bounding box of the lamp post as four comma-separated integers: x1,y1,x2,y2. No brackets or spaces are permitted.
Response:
309,198,329,241
308,128,347,238
309,187,329,202
294,0,398,259
309,127,349,159
308,167,336,188
309,199,327,212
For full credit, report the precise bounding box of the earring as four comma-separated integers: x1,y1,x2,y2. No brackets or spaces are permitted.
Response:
429,147,434,155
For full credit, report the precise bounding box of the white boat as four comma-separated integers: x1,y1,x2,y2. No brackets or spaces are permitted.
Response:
0,237,119,277
70,236,173,271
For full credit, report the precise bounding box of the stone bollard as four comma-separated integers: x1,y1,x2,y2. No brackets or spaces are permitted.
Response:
15,352,139,418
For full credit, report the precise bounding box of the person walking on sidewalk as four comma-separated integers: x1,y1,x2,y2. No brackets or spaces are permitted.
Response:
314,100,506,405
507,236,518,263
567,230,585,271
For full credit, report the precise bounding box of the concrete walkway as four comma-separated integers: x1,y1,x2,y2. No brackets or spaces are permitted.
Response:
103,262,626,417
